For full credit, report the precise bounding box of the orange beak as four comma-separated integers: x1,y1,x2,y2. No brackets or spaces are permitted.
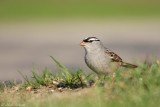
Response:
80,42,87,46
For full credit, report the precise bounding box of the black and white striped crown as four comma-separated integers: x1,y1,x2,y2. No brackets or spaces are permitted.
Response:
83,37,100,42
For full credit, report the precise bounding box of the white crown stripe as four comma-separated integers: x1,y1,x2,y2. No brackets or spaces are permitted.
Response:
83,37,100,42
88,38,99,41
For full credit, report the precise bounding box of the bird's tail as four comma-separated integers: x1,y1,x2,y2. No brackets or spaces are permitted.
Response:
121,62,137,68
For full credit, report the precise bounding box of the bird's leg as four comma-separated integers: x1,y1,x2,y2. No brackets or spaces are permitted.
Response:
95,74,107,86
111,72,116,84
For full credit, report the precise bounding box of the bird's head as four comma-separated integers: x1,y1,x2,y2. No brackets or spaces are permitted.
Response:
80,37,103,51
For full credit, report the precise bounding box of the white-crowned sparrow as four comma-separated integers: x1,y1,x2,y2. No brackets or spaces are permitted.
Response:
80,37,137,75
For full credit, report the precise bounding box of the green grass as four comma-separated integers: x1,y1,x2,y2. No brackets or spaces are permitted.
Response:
0,57,160,107
18,56,94,90
0,0,160,21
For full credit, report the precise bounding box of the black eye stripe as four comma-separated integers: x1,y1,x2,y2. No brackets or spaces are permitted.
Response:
83,37,100,42
83,39,91,42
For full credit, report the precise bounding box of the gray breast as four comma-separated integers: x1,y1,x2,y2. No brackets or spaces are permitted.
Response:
85,51,111,74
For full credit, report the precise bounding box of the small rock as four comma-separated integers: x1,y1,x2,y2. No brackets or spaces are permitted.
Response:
48,89,54,94
58,87,63,92
53,81,59,85
26,86,32,91
14,86,19,91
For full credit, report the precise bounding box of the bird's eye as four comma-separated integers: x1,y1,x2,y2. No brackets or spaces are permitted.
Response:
83,40,93,42
88,40,94,43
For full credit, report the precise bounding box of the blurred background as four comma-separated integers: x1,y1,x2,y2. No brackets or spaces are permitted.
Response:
0,0,160,80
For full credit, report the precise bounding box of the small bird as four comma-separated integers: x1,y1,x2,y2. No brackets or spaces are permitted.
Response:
80,37,137,75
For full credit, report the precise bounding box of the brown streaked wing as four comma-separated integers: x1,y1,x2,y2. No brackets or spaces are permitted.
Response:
105,49,123,62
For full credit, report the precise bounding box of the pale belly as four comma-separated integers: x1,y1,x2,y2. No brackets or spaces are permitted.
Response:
85,53,115,75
